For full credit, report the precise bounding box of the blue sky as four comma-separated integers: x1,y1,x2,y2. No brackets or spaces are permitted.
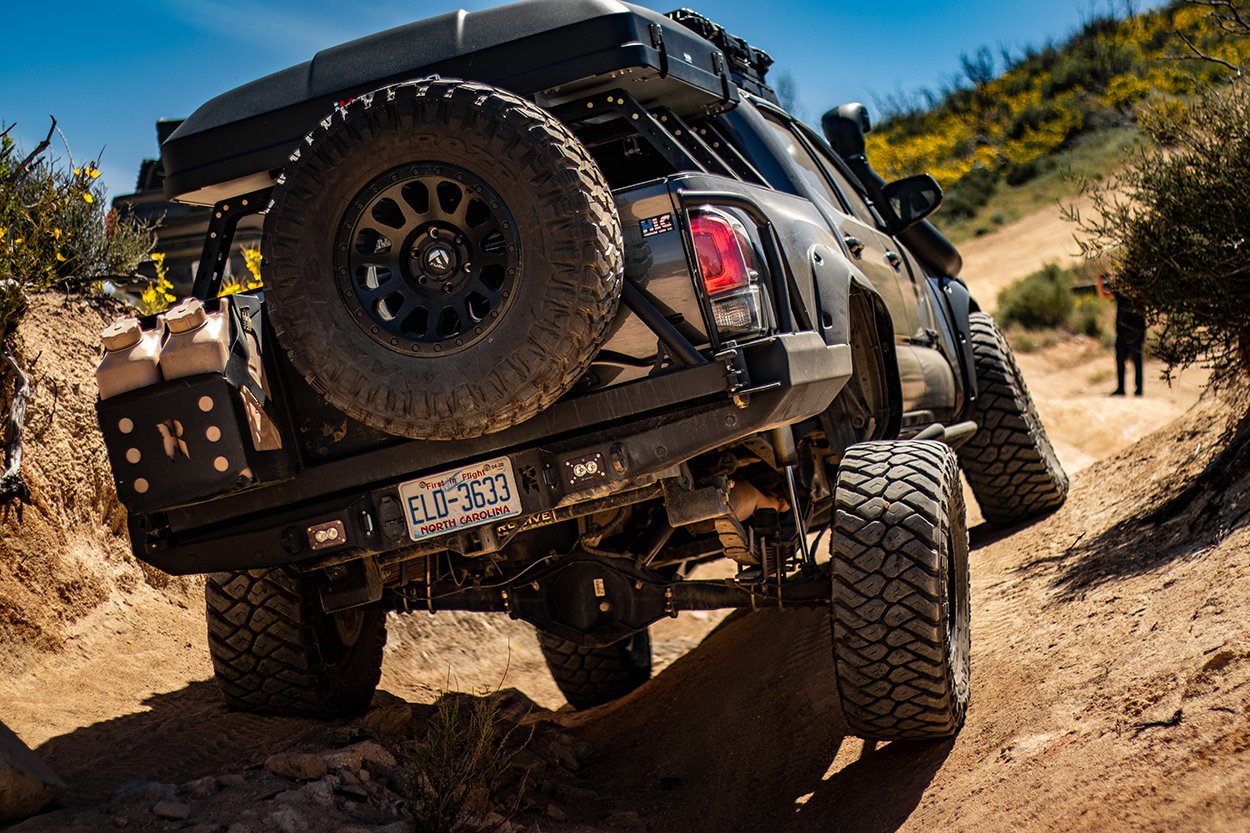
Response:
1,0,1166,201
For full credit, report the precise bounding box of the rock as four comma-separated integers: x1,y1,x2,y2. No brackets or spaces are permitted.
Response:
360,703,413,737
187,825,226,833
510,749,547,779
322,741,397,777
274,789,304,805
335,783,370,801
266,805,308,833
300,778,336,808
0,721,65,825
152,800,191,820
185,775,218,800
264,753,327,782
355,740,397,773
110,817,129,828
544,803,567,822
110,780,177,804
217,774,248,789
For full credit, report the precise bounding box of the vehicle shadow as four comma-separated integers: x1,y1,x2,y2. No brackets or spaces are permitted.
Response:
32,680,340,804
574,607,954,833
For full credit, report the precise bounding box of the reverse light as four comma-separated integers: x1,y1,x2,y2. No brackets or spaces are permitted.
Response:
689,208,767,339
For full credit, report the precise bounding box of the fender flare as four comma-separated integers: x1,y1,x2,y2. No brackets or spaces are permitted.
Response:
808,243,903,440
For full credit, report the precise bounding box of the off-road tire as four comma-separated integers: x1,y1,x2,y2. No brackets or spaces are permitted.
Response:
538,630,652,710
205,567,386,717
958,311,1069,525
831,440,971,740
263,78,623,440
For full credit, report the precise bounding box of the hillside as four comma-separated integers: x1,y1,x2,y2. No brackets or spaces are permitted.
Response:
864,1,1249,243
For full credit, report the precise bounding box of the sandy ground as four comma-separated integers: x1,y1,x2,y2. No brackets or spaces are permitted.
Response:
960,195,1092,306
1,208,1245,831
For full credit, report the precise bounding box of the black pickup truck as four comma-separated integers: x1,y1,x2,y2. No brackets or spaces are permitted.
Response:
96,1,1067,740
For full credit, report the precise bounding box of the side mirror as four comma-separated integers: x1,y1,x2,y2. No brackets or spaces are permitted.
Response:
882,174,943,229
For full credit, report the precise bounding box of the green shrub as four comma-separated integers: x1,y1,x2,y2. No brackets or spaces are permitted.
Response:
404,692,531,833
942,166,998,220
996,263,1075,329
1077,76,1250,379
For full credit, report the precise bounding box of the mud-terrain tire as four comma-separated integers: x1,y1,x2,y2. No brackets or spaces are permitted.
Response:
958,311,1069,525
538,630,652,709
830,440,971,740
205,567,386,717
263,78,623,440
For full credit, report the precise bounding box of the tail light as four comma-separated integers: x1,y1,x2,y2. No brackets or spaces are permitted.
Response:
689,208,767,339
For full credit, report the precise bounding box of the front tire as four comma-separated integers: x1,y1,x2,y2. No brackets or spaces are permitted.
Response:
958,311,1069,526
205,567,386,717
538,630,652,710
830,440,971,740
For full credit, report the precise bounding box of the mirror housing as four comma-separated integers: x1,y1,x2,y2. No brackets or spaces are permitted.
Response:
882,174,943,230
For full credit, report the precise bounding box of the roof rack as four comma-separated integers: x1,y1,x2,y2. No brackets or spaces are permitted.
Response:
666,9,778,104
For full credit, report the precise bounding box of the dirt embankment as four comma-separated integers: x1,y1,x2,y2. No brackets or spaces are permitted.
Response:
0,293,197,681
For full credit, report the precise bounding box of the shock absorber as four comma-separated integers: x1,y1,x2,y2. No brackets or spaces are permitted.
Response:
770,425,813,570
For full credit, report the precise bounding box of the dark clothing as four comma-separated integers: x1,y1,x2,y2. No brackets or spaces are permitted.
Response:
1114,295,1145,395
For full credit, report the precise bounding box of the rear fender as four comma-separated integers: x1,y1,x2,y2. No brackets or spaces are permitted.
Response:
809,247,902,443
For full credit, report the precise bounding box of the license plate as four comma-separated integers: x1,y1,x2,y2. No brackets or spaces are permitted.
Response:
398,456,523,542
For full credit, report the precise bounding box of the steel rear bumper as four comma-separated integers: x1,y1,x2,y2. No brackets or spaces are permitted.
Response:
133,333,851,575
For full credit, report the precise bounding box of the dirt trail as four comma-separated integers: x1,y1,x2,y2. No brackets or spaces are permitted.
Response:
566,390,1250,833
0,216,1244,831
959,194,1092,305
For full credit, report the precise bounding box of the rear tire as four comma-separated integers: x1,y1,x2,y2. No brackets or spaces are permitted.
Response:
831,440,971,740
958,311,1068,526
205,567,386,717
538,630,652,710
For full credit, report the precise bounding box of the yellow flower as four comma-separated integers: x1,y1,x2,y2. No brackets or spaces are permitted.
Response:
56,252,66,262
82,193,94,204
0,228,5,240
73,168,82,176
53,227,62,240
89,168,100,179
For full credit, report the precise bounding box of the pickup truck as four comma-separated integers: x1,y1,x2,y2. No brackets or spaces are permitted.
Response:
96,0,1067,740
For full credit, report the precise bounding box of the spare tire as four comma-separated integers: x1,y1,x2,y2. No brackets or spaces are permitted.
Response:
262,78,623,440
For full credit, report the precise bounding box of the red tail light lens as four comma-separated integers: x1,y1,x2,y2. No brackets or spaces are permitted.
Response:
690,210,752,295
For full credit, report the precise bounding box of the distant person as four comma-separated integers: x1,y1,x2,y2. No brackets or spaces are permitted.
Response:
1097,272,1144,397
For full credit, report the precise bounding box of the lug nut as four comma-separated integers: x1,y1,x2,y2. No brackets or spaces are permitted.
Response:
429,228,440,238
463,263,472,272
443,283,454,293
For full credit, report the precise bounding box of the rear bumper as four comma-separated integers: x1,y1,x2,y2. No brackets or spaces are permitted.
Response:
133,333,850,575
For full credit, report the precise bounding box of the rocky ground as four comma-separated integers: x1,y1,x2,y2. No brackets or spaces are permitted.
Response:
1,203,1247,832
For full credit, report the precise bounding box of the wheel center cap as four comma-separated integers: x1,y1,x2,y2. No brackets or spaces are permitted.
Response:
424,245,454,276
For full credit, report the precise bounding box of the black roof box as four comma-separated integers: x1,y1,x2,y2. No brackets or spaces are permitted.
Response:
163,0,739,204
